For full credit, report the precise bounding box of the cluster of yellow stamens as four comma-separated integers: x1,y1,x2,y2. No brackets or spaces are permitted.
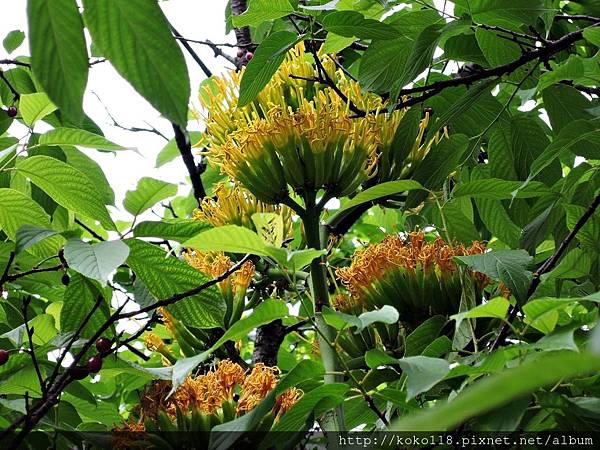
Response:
129,360,301,426
194,182,293,241
336,232,487,300
184,251,255,295
200,43,441,202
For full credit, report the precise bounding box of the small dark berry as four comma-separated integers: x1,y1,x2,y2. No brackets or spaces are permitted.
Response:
237,48,245,58
0,349,9,366
232,392,240,402
245,52,254,61
87,355,102,373
95,337,112,354
68,366,89,380
6,106,17,118
61,273,70,286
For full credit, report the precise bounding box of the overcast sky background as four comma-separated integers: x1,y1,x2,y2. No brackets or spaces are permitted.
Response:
1,0,235,224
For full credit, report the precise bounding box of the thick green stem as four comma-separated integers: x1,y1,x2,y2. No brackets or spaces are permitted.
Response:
303,193,346,431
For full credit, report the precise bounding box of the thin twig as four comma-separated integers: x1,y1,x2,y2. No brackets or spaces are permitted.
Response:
22,296,46,396
75,218,106,241
491,193,600,350
0,70,20,100
0,59,30,67
171,25,212,77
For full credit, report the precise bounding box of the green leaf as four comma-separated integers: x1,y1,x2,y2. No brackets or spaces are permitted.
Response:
323,305,399,333
526,120,600,183
451,297,511,330
61,274,109,338
171,299,288,391
358,38,412,93
391,351,600,431
19,93,57,127
454,0,545,26
583,28,600,47
83,0,190,125
3,30,25,54
538,55,585,92
321,11,400,40
133,219,211,243
184,224,271,256
0,188,51,241
406,135,470,208
232,0,294,28
542,85,593,133
64,239,130,286
404,316,447,357
453,179,550,200
125,239,225,329
62,146,115,205
15,225,60,256
333,180,423,216
456,250,533,304
16,155,115,230
124,177,178,217
397,356,450,400
475,29,520,66
38,128,125,151
365,349,398,369
155,131,203,167
238,31,298,107
27,0,88,122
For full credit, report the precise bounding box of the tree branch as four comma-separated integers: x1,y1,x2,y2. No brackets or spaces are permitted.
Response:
172,123,206,207
491,192,600,350
171,25,212,78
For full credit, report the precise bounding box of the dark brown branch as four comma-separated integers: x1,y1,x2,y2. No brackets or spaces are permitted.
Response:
0,251,16,288
174,37,237,66
22,296,46,396
555,14,599,22
231,0,253,54
6,264,63,282
0,59,30,67
491,192,600,350
172,123,206,207
75,218,106,241
0,69,20,101
171,25,212,78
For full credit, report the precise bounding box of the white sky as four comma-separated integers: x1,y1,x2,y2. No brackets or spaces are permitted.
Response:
0,0,233,223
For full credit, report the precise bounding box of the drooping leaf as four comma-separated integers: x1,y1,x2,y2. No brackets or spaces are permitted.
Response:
124,177,178,217
133,219,211,243
64,239,130,286
125,239,225,329
455,250,533,304
38,128,125,151
27,0,88,121
16,155,115,230
451,297,511,330
238,31,298,107
83,0,190,125
0,188,51,241
15,225,60,256
397,356,450,400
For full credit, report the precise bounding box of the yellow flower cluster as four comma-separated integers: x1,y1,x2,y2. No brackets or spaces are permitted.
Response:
194,182,292,238
336,232,487,300
200,43,440,203
132,360,301,423
183,251,255,295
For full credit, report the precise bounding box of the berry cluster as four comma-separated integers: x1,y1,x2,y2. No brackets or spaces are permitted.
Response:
67,337,112,380
236,48,253,61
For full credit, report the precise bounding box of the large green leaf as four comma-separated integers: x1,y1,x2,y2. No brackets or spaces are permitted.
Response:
64,239,130,286
321,11,400,40
15,225,61,256
123,177,178,216
62,146,115,205
453,179,550,200
451,297,511,331
125,239,225,329
454,0,545,26
456,250,533,304
133,219,211,243
232,0,294,28
397,356,450,400
83,0,190,125
38,128,124,151
542,85,593,133
238,31,298,107
170,299,289,391
358,38,412,93
27,0,88,122
19,93,57,126
391,351,600,431
61,273,110,338
16,155,115,230
0,188,51,241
